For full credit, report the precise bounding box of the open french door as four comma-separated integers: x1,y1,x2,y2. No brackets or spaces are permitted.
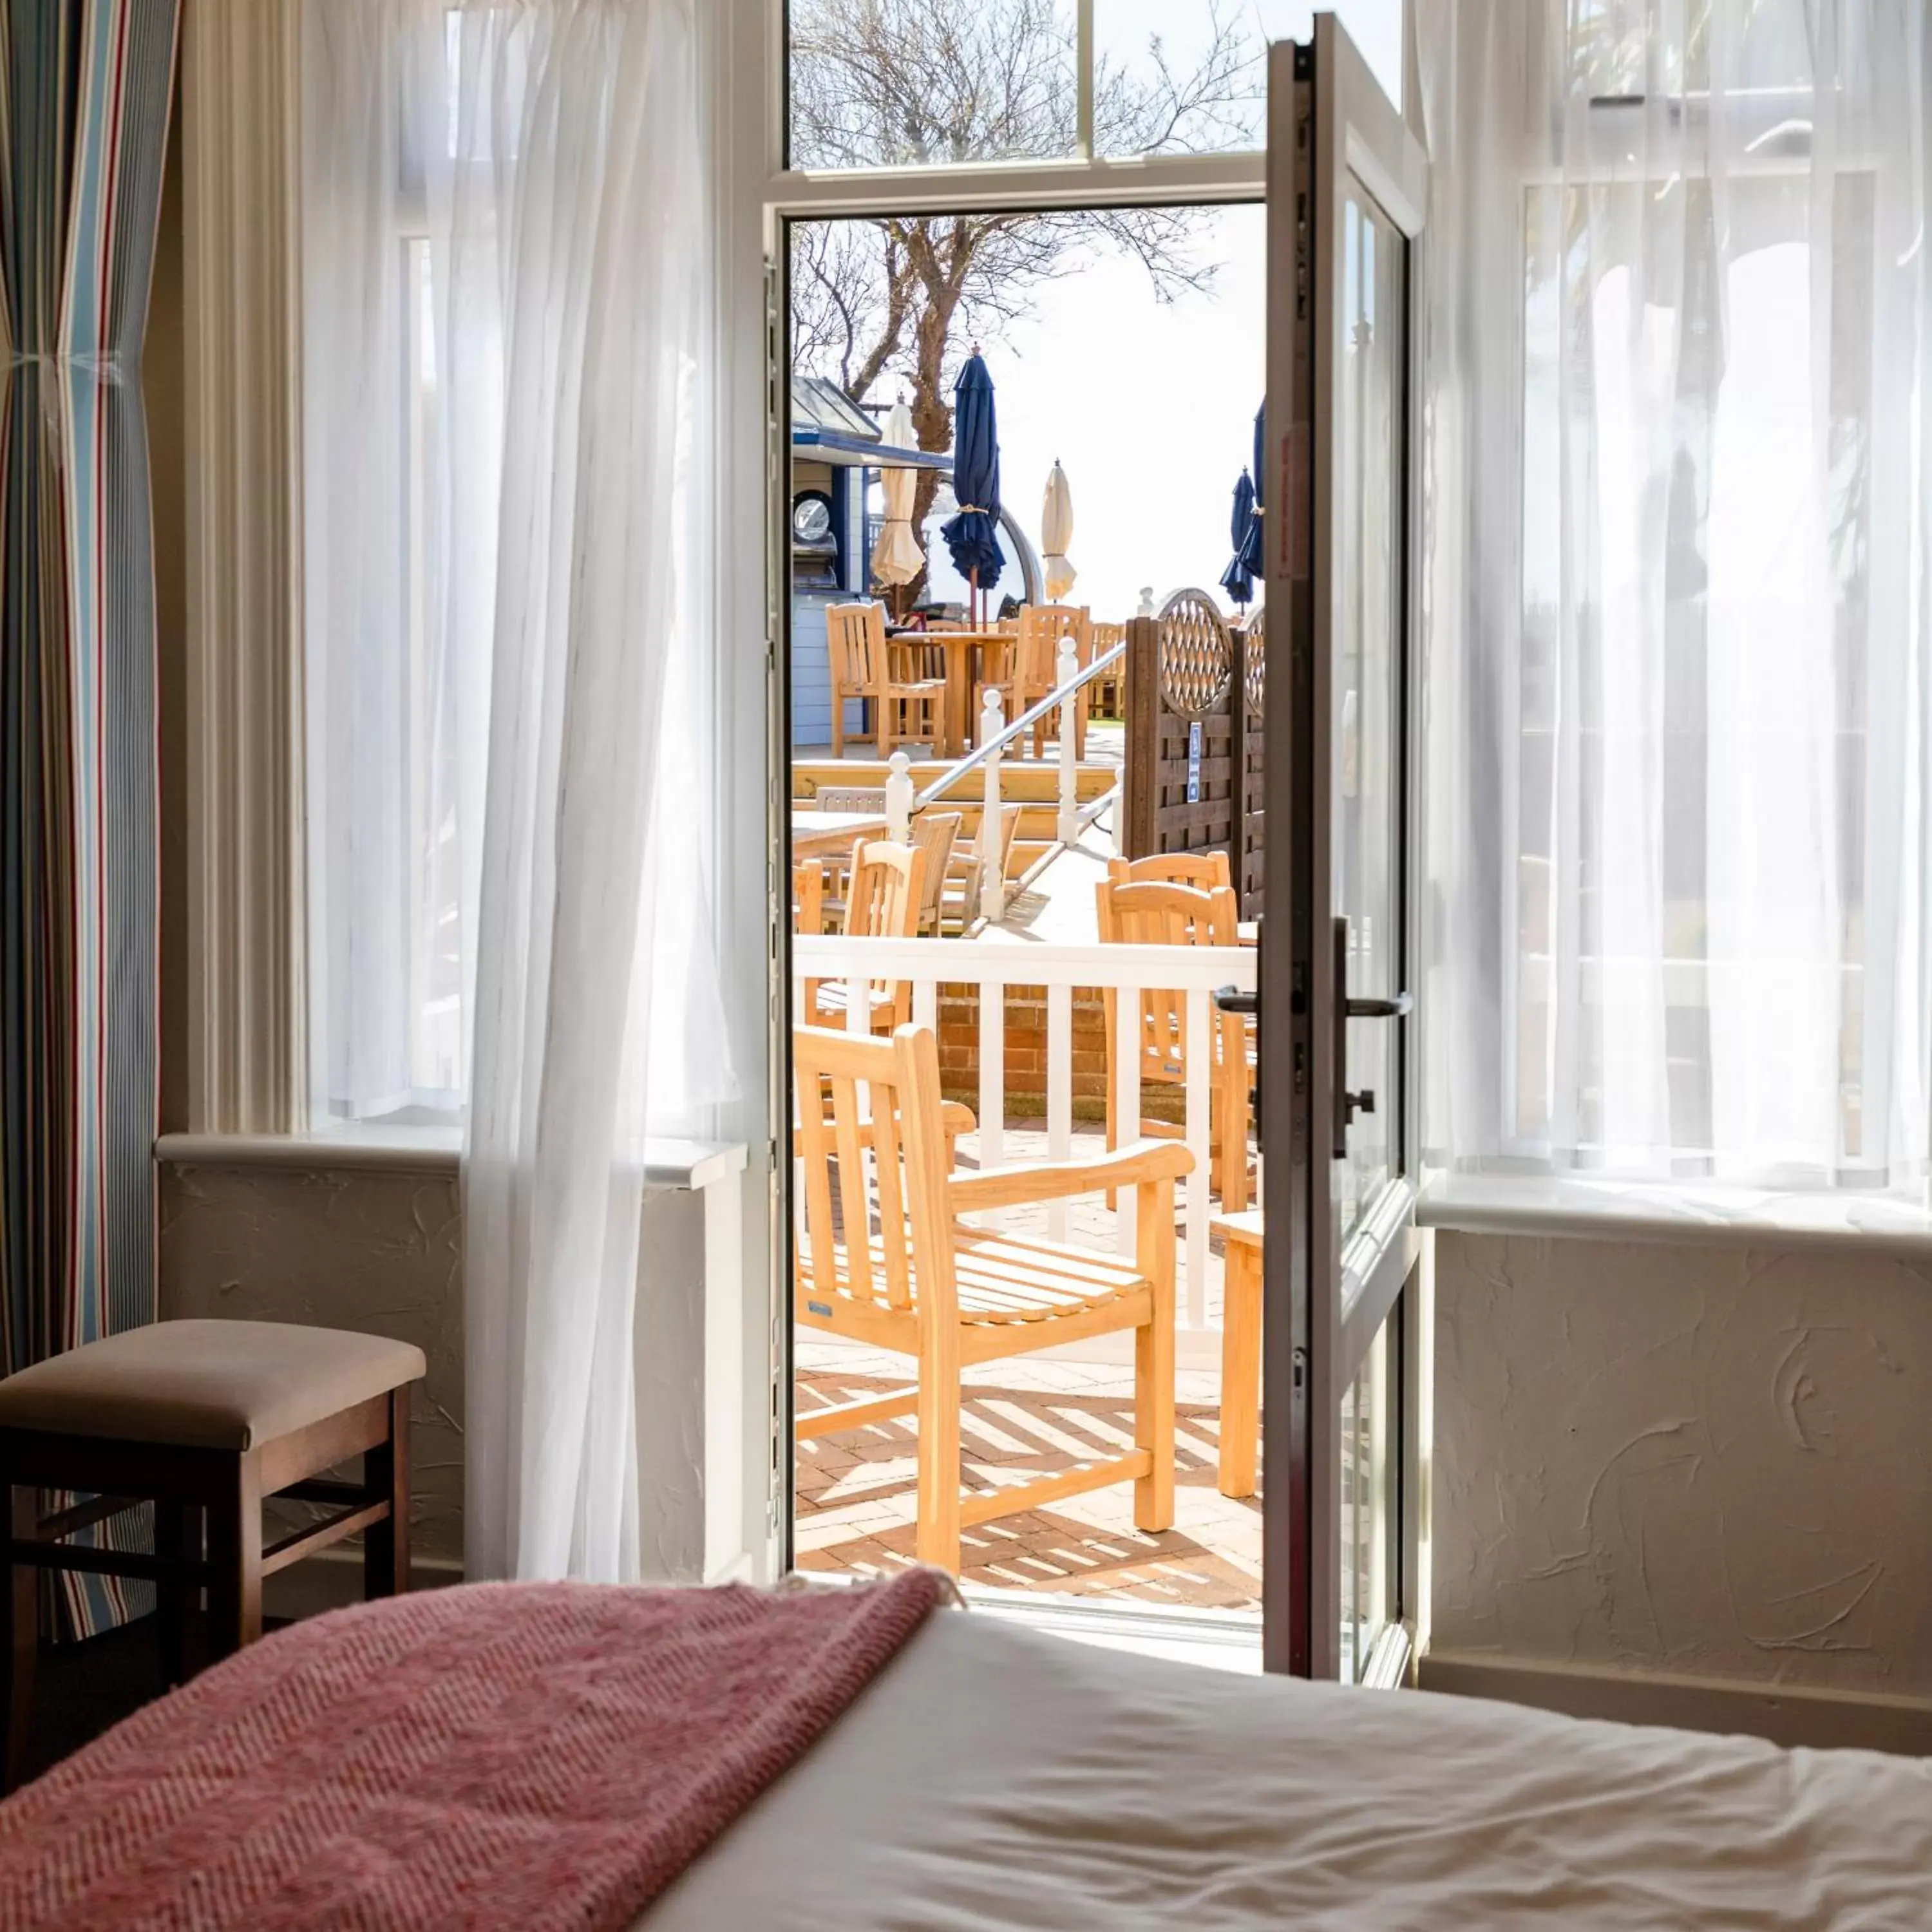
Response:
1260,16,1427,1681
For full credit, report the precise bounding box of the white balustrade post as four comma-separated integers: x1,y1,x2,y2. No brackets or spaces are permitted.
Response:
980,689,1005,924
1056,637,1079,847
885,749,913,844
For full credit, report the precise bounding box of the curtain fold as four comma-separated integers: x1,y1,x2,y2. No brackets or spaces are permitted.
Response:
302,0,734,1582
0,0,178,1636
1419,0,1931,1191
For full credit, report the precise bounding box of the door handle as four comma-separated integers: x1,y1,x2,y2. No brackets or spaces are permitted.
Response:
1345,992,1413,1021
1332,916,1410,1158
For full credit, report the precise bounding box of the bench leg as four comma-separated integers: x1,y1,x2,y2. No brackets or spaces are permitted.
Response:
4,1487,35,1792
364,1388,410,1600
205,1452,262,1664
154,1502,202,1689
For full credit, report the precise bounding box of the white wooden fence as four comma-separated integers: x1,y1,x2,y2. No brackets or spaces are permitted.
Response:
793,934,1257,1336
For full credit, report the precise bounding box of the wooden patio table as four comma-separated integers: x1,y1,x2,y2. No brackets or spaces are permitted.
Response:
791,810,889,862
887,628,1011,759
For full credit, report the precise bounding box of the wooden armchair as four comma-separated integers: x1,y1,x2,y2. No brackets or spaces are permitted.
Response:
974,605,1090,757
940,803,1022,930
1088,620,1125,718
792,1022,1191,1575
909,811,962,934
812,837,925,1034
1097,876,1254,1211
828,601,946,757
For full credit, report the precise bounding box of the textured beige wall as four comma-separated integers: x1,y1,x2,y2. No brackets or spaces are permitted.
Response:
159,1163,466,1568
1433,1229,1932,1701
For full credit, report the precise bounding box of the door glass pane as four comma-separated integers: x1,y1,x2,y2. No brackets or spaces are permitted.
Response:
1093,1,1403,156
788,0,1079,169
1336,184,1405,1237
1338,1314,1392,1681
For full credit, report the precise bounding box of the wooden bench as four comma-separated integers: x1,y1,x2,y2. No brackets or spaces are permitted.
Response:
0,1318,425,1789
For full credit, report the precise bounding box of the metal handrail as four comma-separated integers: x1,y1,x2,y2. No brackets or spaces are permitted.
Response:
911,636,1128,810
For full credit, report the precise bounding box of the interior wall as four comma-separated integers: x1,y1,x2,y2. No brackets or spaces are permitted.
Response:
1431,1228,1932,1705
160,1164,466,1569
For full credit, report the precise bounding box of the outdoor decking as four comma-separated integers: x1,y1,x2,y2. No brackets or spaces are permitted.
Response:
791,722,1263,1619
793,1121,1264,1615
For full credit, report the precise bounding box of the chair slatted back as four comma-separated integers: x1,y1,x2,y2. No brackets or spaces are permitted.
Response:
910,812,961,933
1006,604,1090,692
1095,878,1238,1085
793,861,824,934
794,1024,955,1317
828,601,888,694
1107,851,1232,893
840,838,925,1019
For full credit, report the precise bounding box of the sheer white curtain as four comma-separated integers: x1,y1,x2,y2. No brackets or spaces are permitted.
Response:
303,0,734,1581
1418,0,1931,1191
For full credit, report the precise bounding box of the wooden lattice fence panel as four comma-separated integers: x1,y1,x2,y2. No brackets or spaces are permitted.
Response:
1124,589,1265,914
1237,608,1266,917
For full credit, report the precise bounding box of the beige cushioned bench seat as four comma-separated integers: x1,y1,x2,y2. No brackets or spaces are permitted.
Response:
0,1319,426,1452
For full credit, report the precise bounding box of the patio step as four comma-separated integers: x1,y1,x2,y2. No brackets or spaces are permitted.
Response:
793,759,1117,806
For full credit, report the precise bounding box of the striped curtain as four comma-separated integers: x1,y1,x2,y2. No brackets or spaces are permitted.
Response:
0,0,179,1636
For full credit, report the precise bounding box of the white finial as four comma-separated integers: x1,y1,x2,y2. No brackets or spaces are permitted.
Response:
886,750,914,842
1137,585,1156,618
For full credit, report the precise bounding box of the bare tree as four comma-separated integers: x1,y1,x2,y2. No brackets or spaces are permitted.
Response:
789,0,1261,601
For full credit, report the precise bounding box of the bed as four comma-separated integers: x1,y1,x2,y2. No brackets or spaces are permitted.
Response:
3,1576,1927,1929
649,1605,1932,1930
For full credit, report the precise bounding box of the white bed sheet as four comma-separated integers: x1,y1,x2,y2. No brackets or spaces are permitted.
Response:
645,1607,1932,1929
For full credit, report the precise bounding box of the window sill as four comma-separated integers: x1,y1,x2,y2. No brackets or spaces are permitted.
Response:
154,1130,749,1193
1419,1173,1932,1260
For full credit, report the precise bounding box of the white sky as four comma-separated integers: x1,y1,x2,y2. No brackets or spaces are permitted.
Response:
916,202,1267,621
889,1,1403,621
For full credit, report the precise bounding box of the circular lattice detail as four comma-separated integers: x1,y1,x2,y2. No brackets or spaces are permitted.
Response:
1156,589,1233,718
1242,607,1265,721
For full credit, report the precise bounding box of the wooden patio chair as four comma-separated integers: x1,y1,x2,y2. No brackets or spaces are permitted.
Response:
813,838,925,1034
909,811,961,934
1088,620,1125,718
828,601,946,758
791,1021,1191,1575
1096,876,1254,1211
974,605,1090,757
940,803,1022,930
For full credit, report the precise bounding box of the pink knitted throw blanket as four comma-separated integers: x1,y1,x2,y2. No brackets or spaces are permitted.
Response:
0,1570,946,1931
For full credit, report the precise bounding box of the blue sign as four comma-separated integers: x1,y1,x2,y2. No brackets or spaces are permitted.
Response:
1187,721,1203,804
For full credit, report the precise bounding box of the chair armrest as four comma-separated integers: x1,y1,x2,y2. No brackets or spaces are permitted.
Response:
948,1139,1193,1211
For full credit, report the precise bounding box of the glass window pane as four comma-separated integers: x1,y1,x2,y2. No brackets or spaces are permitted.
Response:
1093,0,1401,158
788,0,1080,169
1336,182,1405,1235
1339,1316,1393,1681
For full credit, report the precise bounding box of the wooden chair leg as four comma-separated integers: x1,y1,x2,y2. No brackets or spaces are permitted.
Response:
3,1487,36,1792
1218,1048,1250,1213
153,1502,202,1690
914,1340,962,1575
831,683,845,757
205,1452,262,1665
364,1388,410,1600
1133,1182,1177,1533
1219,1243,1262,1499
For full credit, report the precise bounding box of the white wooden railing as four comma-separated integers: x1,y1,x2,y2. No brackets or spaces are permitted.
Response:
878,637,1130,923
795,934,1257,1336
